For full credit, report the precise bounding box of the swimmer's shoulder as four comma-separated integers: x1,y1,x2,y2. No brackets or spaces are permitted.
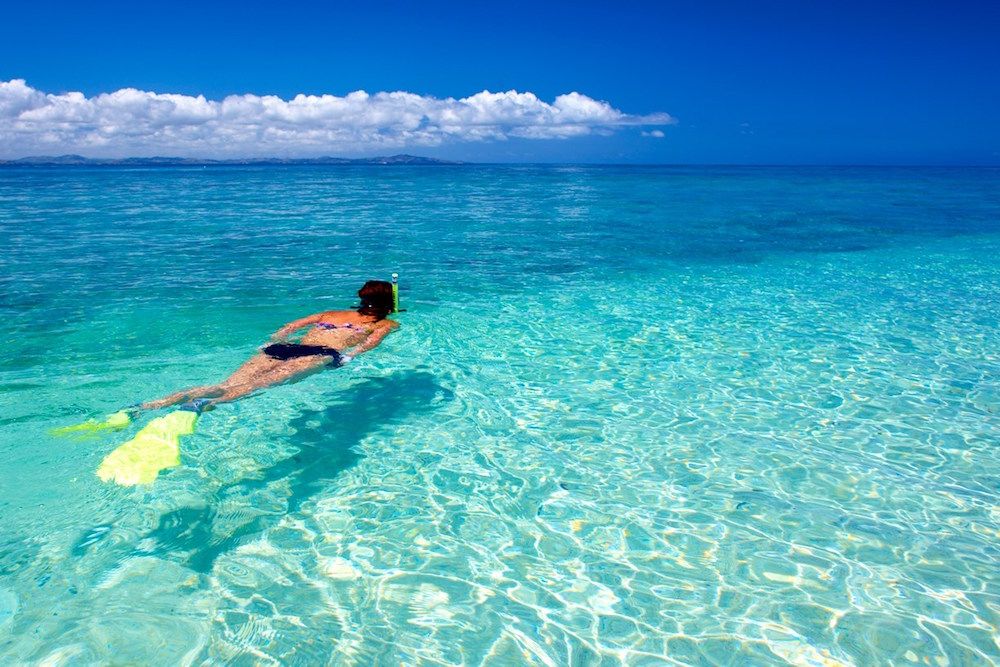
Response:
317,309,351,321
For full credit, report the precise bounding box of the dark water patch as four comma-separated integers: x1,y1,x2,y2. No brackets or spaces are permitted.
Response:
0,536,42,579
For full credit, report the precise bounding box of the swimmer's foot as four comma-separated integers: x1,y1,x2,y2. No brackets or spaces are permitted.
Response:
179,398,213,414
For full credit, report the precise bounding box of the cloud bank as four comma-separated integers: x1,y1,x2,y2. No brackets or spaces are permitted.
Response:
0,79,674,158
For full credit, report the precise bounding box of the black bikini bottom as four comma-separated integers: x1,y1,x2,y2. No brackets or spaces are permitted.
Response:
262,343,343,365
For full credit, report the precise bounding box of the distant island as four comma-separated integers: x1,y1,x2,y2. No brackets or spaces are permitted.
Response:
0,154,462,166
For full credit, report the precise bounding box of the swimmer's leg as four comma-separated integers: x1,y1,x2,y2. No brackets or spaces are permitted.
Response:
141,353,282,410
141,384,226,411
207,356,332,407
218,353,285,388
95,356,333,485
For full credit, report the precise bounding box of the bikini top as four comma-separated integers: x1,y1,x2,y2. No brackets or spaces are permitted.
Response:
314,321,367,332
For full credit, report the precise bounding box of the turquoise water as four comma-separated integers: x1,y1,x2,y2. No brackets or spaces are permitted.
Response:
1,165,999,665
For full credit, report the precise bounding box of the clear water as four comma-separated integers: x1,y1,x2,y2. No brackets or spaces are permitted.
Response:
1,165,998,665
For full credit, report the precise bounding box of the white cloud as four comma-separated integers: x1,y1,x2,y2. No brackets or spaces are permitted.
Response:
642,129,665,138
0,79,675,157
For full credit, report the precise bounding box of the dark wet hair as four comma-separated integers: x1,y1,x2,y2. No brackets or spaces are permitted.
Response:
358,280,394,319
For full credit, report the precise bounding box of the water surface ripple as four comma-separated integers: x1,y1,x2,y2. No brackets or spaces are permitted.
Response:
1,166,998,665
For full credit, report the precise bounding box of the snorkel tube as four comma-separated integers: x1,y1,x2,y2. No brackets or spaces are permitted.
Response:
392,272,399,313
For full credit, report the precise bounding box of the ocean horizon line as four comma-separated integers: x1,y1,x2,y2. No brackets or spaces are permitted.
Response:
1,154,998,169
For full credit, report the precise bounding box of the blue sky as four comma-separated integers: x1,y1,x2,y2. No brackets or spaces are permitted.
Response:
1,0,998,164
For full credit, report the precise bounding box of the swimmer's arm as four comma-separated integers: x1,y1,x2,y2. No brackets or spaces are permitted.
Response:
269,313,326,341
346,320,398,358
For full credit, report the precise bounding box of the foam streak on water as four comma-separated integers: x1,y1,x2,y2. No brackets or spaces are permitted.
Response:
1,166,999,665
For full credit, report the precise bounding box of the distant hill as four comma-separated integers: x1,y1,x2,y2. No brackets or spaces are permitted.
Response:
0,154,463,166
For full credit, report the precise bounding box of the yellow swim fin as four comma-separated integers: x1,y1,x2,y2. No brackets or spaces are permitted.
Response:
96,410,199,486
51,410,133,437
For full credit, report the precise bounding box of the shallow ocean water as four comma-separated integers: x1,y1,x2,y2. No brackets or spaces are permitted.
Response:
0,165,998,665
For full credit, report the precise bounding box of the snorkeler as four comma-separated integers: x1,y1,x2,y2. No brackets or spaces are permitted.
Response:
57,279,399,485
142,279,399,412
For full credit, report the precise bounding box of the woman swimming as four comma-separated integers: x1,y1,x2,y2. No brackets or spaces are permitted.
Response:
57,279,399,485
143,279,399,411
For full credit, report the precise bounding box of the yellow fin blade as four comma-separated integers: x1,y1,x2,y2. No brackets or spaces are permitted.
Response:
51,410,133,437
96,411,198,486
